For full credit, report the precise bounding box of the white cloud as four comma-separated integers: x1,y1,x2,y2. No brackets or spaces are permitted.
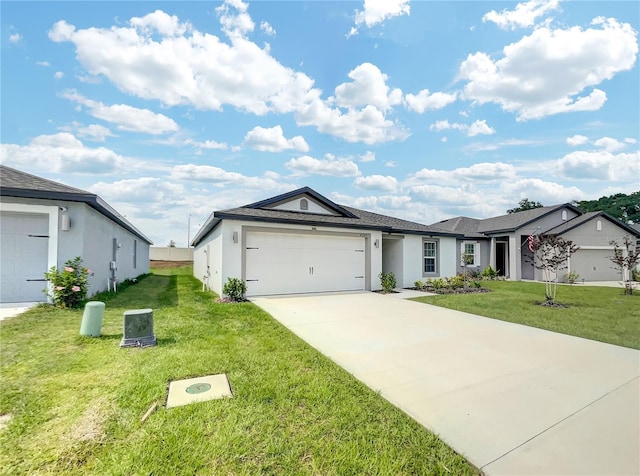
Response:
483,0,560,30
285,155,360,177
48,5,404,145
593,136,626,152
37,61,51,67
624,138,638,144
243,125,309,152
260,21,275,36
566,134,589,146
0,133,127,173
385,161,398,167
184,138,228,150
503,178,584,203
429,119,495,136
333,63,402,111
354,175,398,192
557,150,640,181
76,124,115,142
459,17,638,120
296,100,409,145
9,33,22,43
59,90,179,134
359,151,376,162
404,89,457,113
349,0,411,37
89,177,184,204
171,164,288,190
54,71,64,79
409,162,517,186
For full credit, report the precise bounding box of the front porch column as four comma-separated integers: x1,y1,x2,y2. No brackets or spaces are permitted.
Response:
509,235,519,280
490,237,496,269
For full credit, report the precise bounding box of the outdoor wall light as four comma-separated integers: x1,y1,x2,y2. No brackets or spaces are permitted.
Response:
232,231,238,243
59,207,70,231
374,239,380,248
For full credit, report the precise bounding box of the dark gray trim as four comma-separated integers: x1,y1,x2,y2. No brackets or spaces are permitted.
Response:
245,186,358,218
1,188,153,244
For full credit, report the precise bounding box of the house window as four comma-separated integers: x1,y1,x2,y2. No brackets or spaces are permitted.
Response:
463,242,478,267
562,210,568,220
300,198,309,211
133,239,137,269
596,220,602,231
424,241,437,274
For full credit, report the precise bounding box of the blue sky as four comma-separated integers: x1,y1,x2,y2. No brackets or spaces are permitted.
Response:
2,0,639,246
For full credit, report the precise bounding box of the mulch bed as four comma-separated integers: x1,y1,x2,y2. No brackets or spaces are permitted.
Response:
216,297,250,303
534,301,569,308
411,287,492,294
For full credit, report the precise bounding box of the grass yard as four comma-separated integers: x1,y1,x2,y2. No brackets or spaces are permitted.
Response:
0,267,476,475
411,281,640,349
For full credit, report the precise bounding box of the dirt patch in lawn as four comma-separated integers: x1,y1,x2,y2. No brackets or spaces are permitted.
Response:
150,260,192,269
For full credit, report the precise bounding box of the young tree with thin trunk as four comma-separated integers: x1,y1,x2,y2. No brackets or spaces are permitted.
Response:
530,235,579,304
609,237,640,295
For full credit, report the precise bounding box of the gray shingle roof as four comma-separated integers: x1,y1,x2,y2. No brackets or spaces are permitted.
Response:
0,165,153,243
192,187,460,246
477,205,577,233
432,216,486,238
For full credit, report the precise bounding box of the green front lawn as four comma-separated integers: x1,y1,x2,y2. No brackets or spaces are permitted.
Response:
0,267,476,475
411,281,640,349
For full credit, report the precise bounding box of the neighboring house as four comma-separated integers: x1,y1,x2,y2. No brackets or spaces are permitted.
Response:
0,165,152,303
191,187,460,297
433,205,640,282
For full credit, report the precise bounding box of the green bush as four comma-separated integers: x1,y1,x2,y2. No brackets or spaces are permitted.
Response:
414,280,425,290
222,277,247,301
429,278,446,290
563,271,580,284
446,275,465,289
379,272,397,293
44,256,89,308
481,266,498,280
632,268,639,282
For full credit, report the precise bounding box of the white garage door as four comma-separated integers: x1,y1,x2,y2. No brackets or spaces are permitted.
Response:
572,249,618,281
245,232,366,296
0,212,50,302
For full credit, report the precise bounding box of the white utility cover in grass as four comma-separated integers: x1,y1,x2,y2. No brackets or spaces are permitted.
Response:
166,374,232,409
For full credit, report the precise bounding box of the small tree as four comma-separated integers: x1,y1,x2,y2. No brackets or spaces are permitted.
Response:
609,237,640,295
530,235,578,304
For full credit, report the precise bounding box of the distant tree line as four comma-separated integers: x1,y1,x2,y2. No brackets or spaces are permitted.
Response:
507,192,639,224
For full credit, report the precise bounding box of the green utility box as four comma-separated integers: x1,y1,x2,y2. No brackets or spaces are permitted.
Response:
80,301,106,337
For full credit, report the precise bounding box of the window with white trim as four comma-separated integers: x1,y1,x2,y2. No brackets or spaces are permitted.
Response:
463,242,478,267
424,241,437,274
300,198,309,210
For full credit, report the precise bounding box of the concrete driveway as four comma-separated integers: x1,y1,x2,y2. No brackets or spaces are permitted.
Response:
252,292,640,475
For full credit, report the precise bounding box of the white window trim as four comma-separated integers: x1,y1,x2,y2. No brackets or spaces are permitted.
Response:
461,241,480,267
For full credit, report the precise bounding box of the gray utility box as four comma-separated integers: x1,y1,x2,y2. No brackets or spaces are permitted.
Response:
120,308,157,348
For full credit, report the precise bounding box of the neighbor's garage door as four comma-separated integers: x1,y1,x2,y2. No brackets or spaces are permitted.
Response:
0,212,49,302
572,249,618,281
245,232,366,296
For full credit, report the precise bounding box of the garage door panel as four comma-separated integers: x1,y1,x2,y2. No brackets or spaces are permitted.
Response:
572,249,619,281
1,213,49,302
245,231,366,296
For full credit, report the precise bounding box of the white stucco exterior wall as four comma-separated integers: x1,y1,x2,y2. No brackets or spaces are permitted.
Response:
193,220,384,295
1,196,150,296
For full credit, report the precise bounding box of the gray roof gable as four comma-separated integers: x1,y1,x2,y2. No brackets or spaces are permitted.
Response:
477,204,582,234
191,187,460,246
0,165,153,244
545,211,640,237
433,216,486,238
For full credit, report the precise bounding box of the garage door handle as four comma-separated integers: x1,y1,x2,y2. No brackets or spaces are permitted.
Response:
246,279,259,282
26,279,47,282
28,234,49,238
354,276,364,279
309,267,314,275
